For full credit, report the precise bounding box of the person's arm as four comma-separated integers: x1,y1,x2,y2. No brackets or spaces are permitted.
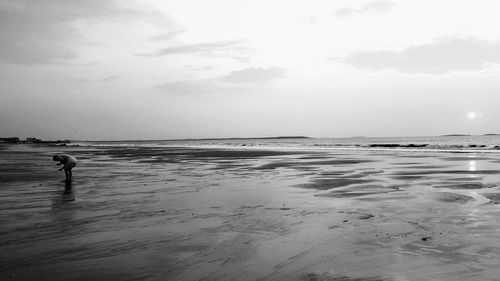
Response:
57,155,68,166
58,166,64,171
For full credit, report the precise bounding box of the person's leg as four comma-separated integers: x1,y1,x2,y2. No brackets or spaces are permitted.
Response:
64,169,69,182
68,169,72,182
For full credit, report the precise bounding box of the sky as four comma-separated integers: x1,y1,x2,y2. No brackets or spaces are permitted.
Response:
1,0,500,140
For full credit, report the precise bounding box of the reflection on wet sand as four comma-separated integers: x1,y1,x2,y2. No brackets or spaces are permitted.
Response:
48,183,78,249
51,183,75,213
2,145,500,280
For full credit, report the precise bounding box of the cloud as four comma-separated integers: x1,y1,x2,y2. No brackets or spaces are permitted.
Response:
138,40,252,61
75,78,91,83
334,0,395,18
148,27,185,42
153,80,218,95
153,67,286,95
220,67,287,83
153,78,252,96
337,37,500,74
101,76,118,82
0,0,175,64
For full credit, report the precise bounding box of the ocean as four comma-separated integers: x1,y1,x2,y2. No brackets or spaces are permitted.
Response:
75,135,500,152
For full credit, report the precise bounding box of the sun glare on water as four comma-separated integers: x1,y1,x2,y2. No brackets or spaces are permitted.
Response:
467,112,477,119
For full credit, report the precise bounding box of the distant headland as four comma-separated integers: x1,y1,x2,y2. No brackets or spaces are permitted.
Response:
168,136,311,141
441,134,500,137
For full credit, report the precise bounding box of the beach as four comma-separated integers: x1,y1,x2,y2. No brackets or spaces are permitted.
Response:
3,142,500,280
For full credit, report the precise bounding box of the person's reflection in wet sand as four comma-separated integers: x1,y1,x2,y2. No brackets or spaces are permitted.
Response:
59,182,75,203
52,182,75,207
51,182,77,235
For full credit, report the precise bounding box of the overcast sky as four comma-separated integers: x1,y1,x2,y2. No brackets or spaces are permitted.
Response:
2,0,500,140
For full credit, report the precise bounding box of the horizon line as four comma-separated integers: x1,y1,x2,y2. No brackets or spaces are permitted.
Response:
4,134,500,143
66,133,500,142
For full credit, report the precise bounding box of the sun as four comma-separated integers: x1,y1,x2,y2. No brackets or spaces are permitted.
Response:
467,112,477,119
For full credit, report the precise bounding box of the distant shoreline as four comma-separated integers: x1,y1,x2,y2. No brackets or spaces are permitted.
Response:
5,134,500,143
82,136,312,142
441,134,500,137
0,136,311,144
163,136,311,141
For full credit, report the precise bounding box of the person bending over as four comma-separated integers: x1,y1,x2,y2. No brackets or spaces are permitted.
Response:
53,154,77,182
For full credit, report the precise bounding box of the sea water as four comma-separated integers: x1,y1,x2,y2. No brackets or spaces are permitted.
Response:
75,135,500,152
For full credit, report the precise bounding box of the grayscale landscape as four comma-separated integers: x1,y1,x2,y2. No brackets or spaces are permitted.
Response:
2,1,500,280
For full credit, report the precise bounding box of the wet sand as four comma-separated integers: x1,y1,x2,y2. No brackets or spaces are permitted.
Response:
2,144,500,280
